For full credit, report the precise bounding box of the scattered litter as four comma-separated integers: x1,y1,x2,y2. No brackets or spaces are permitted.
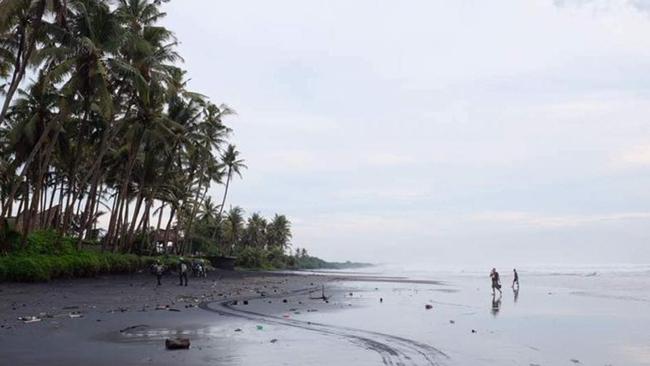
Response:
168,308,181,312
62,306,79,310
243,300,249,305
256,325,264,330
18,316,41,323
380,298,383,303
307,309,318,312
570,359,581,364
270,339,278,343
165,337,190,350
425,304,433,310
471,329,477,333
68,312,83,319
449,320,455,324
234,328,242,332
282,299,288,303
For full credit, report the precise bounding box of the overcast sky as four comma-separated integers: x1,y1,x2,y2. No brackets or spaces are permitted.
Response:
161,0,650,267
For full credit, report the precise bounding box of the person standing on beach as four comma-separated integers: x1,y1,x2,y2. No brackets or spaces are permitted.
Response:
490,268,502,295
178,258,188,286
154,261,164,286
512,268,519,289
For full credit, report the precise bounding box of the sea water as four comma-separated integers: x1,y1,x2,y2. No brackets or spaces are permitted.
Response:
296,263,650,365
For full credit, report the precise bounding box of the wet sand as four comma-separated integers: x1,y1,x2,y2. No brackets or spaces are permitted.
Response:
2,269,650,365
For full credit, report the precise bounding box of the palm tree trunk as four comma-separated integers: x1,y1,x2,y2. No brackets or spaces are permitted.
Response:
1,121,58,217
162,206,176,254
124,192,144,250
155,202,165,233
218,169,232,219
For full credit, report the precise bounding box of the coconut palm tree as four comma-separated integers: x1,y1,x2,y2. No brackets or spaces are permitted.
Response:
218,144,246,219
267,214,292,251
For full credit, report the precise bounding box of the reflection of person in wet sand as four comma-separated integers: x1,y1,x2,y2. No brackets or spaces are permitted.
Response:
490,268,502,295
491,293,502,316
512,268,519,289
513,287,519,303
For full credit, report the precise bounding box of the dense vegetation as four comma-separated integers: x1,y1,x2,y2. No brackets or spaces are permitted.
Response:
0,0,295,259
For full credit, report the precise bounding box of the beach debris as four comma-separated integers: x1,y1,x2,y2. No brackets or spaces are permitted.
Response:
425,304,433,310
270,338,278,343
18,316,41,323
68,312,83,319
168,308,181,312
471,329,477,333
234,328,242,332
282,299,288,303
307,309,318,312
165,337,190,350
570,359,581,364
380,298,383,303
243,300,249,305
449,320,455,324
256,325,264,330
349,292,353,296
62,306,79,310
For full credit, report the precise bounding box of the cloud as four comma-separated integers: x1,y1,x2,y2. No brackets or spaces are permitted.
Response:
470,211,650,228
629,0,650,14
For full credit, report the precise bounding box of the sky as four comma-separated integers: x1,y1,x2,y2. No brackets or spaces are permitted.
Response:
161,0,650,267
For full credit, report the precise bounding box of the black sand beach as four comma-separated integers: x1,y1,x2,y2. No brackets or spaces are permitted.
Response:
2,269,650,365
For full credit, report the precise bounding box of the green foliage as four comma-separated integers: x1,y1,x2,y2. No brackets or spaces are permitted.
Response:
0,230,188,282
22,230,76,255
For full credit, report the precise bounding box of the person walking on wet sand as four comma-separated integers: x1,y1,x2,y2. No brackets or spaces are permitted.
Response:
490,268,502,295
512,268,519,289
178,258,188,286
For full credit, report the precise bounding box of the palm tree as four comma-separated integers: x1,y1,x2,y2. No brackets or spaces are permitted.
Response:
223,206,244,255
218,144,246,219
267,214,292,251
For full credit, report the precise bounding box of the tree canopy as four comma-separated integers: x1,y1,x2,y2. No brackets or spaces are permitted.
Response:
0,0,292,258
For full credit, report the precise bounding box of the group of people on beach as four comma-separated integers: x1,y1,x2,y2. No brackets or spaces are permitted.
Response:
152,258,207,287
489,268,519,295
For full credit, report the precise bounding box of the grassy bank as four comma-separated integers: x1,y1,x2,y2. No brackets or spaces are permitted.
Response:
0,230,179,282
